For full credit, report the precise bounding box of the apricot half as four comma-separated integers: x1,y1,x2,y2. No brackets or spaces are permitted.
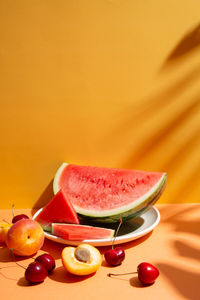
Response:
61,244,102,276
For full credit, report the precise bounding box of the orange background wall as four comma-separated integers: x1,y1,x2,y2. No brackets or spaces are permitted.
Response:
0,1,199,208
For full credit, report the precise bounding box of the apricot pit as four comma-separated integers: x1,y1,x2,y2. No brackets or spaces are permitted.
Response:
74,247,91,263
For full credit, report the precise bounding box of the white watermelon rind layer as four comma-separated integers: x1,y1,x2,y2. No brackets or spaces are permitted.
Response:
53,163,167,223
53,162,69,194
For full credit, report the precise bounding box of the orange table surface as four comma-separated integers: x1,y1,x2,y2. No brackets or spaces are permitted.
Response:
1,204,199,300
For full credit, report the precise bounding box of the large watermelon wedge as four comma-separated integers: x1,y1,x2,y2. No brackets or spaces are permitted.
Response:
53,163,167,223
35,189,80,231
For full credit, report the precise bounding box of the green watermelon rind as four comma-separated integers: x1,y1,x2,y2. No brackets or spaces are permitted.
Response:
53,163,167,223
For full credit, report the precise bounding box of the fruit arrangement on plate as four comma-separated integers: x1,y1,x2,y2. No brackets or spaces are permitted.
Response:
1,162,166,285
34,162,166,241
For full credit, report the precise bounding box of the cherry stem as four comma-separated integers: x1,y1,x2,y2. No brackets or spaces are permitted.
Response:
12,204,15,217
112,218,122,249
108,271,137,277
10,248,35,260
10,249,27,270
2,219,10,224
9,249,35,270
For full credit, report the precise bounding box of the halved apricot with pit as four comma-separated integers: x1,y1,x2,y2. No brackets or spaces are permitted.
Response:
61,244,102,276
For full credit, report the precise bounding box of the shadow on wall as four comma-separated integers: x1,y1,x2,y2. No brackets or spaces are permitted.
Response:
157,205,200,300
122,91,200,170
103,64,200,166
31,179,54,215
161,22,200,69
100,23,200,203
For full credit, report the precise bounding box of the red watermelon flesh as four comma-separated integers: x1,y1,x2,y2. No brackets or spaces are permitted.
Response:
52,223,114,241
35,189,80,231
53,163,167,223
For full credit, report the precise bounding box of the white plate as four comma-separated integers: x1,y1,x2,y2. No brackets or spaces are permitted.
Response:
33,206,160,247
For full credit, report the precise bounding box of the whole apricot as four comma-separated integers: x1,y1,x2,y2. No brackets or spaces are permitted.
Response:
6,219,44,256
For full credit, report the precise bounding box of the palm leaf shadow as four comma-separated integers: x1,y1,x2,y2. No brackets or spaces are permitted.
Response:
156,205,200,300
103,64,200,158
123,95,200,170
174,240,200,262
157,263,200,300
111,66,200,170
161,23,200,69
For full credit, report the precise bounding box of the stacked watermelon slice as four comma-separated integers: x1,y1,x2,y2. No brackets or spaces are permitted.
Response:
35,163,167,241
35,189,114,240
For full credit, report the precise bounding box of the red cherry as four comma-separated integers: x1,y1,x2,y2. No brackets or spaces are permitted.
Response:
25,262,48,284
12,214,29,224
137,262,159,285
35,254,56,273
104,219,125,266
108,262,159,286
11,204,29,223
104,247,125,266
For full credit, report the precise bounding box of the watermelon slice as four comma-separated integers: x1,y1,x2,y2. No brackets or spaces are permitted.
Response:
35,189,80,231
53,163,167,223
52,223,114,241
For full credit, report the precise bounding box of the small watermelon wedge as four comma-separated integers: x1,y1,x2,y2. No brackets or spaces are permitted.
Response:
52,223,114,241
35,189,80,231
53,163,167,223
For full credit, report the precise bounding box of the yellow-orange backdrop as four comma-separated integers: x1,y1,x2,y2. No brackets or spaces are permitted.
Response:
0,1,199,208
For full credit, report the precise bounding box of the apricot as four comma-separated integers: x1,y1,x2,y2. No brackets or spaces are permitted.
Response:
0,222,11,243
6,219,44,256
61,244,102,276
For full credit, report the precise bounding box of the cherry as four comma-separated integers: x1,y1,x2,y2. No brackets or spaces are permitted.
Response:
104,219,125,266
10,248,54,284
108,262,159,285
25,262,48,284
12,214,29,224
137,262,159,285
104,247,125,266
35,254,56,273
